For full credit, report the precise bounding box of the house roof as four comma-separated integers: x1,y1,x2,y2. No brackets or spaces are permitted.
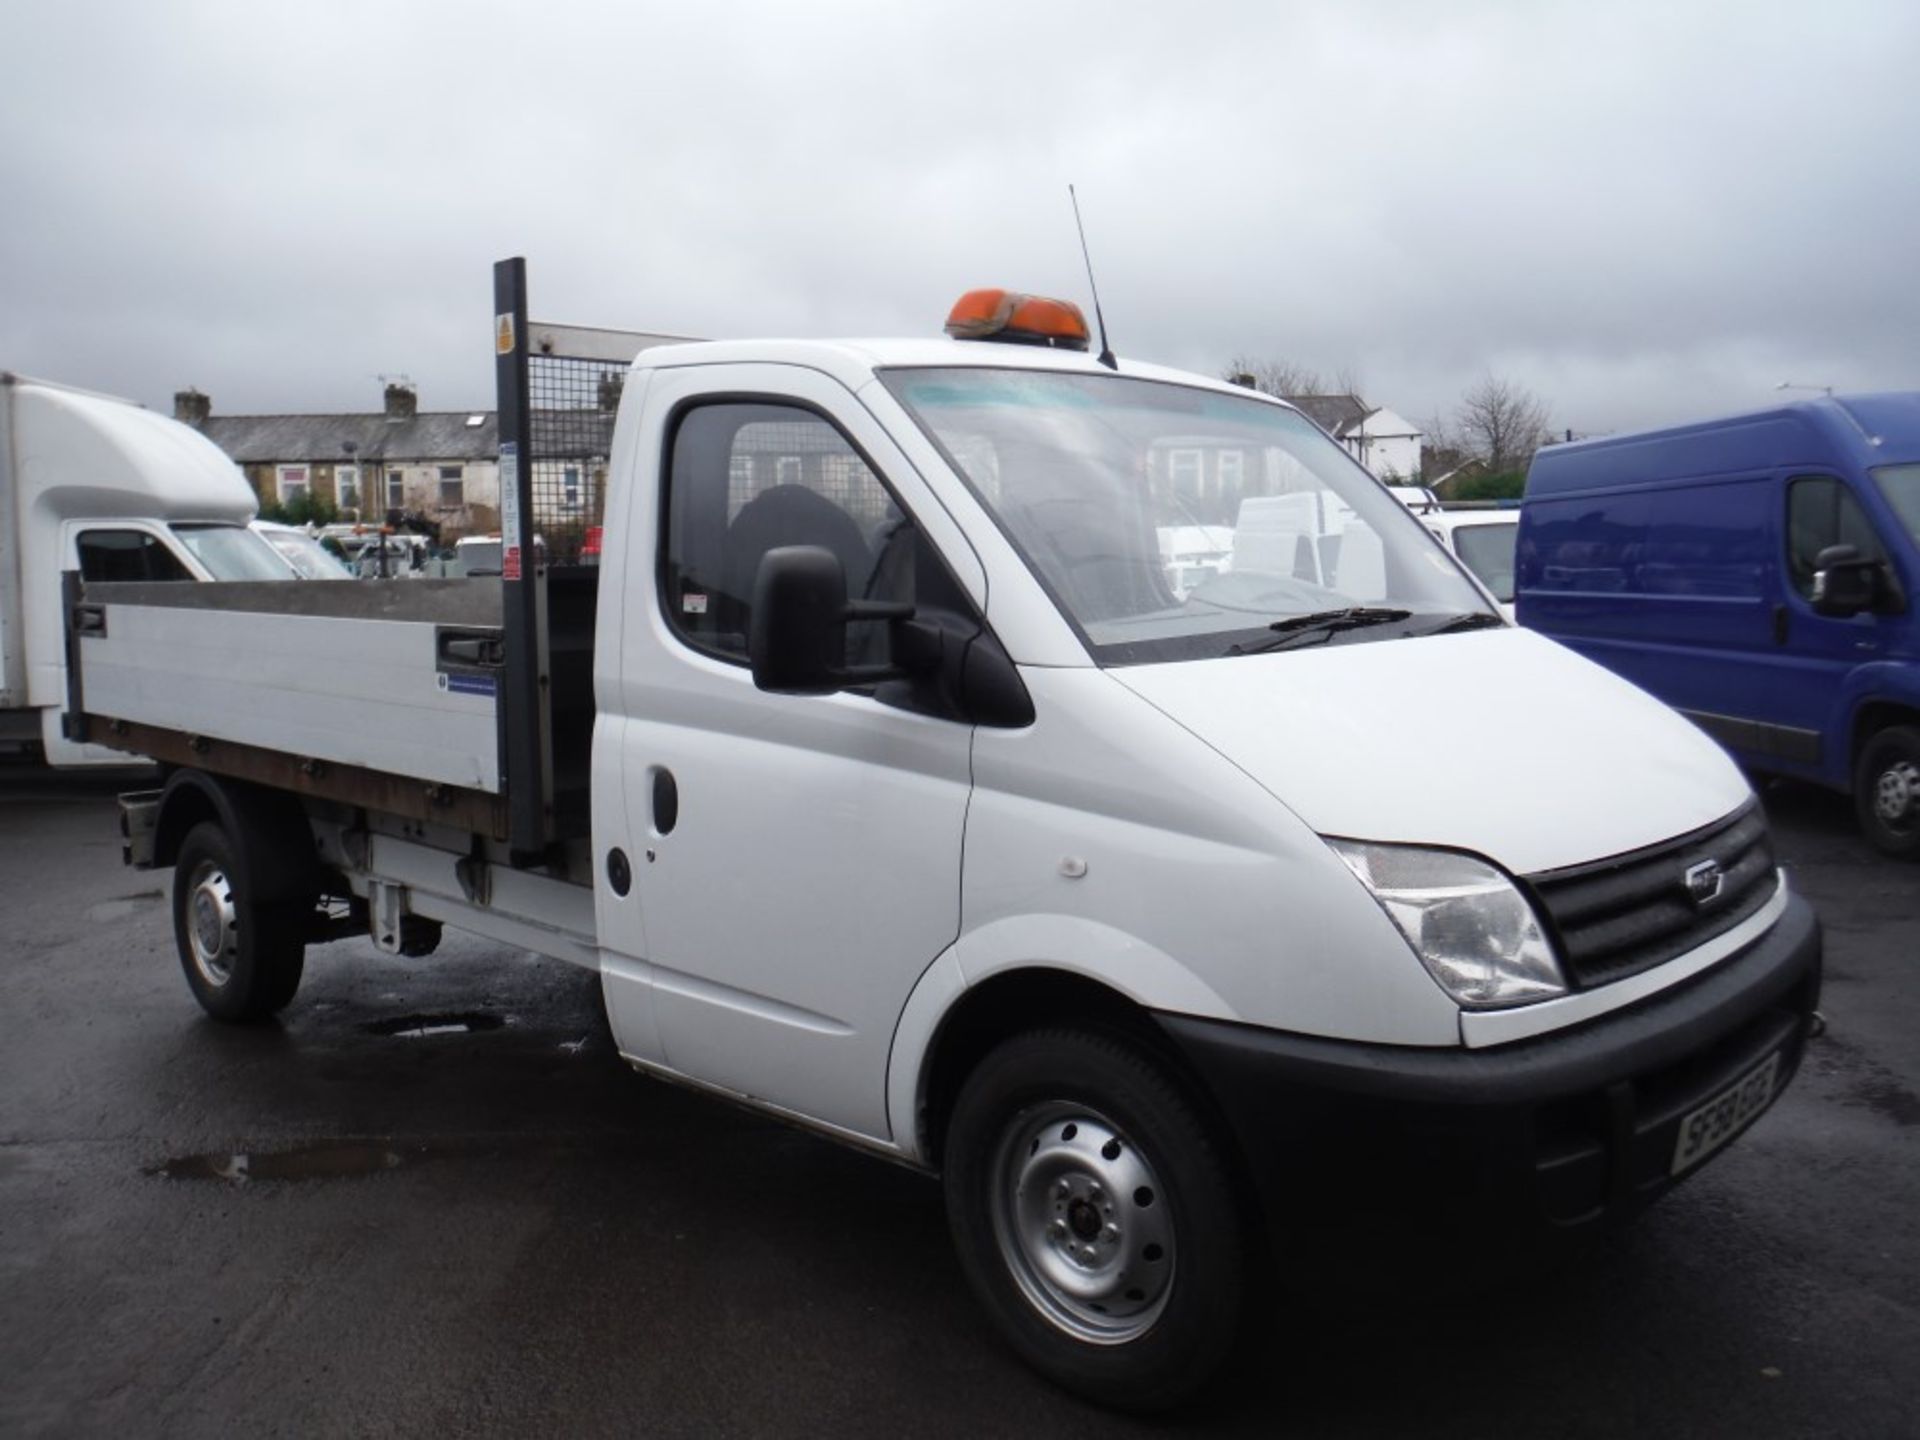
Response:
198,411,500,465
1282,393,1370,436
1350,406,1421,440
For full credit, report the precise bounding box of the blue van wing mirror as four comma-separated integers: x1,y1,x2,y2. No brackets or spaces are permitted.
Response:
1809,544,1880,618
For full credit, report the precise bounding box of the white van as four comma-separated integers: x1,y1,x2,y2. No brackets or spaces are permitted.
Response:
74,288,1822,1408
1425,509,1520,620
1,373,283,763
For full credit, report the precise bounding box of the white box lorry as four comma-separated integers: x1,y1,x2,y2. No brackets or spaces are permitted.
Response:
2,373,287,764
70,278,1822,1408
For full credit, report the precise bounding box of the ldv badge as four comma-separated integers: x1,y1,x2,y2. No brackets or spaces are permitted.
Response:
1684,859,1725,907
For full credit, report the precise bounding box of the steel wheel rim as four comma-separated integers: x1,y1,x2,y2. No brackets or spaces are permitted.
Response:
185,860,239,987
1874,760,1920,829
988,1101,1175,1345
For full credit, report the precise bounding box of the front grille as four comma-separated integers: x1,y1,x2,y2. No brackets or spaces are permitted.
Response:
1524,803,1778,990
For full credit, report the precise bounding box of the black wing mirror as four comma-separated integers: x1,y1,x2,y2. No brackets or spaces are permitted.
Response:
748,546,912,694
1810,544,1881,618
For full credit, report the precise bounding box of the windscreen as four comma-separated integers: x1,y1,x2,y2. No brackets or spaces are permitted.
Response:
171,523,297,581
881,367,1489,663
262,530,353,580
1871,464,1920,548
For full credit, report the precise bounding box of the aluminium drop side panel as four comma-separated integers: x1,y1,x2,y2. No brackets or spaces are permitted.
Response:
79,602,502,792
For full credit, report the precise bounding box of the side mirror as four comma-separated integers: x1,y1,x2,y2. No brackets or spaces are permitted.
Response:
750,546,849,694
1810,543,1879,618
748,545,914,694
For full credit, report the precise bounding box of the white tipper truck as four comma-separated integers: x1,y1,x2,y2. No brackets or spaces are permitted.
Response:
70,277,1822,1408
3,373,285,764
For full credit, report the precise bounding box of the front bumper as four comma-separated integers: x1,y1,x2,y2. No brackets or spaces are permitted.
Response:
1155,891,1822,1241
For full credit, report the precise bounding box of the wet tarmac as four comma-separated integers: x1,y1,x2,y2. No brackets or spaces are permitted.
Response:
1,760,1915,1437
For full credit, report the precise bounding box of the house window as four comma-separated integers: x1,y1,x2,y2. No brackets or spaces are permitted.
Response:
1217,449,1244,492
276,465,309,503
387,470,406,512
439,465,464,507
563,466,582,511
1167,449,1204,494
337,466,360,512
775,455,804,485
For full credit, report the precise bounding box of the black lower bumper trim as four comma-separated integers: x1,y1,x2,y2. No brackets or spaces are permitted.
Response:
1155,891,1822,1238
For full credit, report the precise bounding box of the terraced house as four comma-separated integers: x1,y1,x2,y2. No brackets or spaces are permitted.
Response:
174,382,502,541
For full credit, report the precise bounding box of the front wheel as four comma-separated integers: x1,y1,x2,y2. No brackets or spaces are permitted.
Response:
172,821,307,1021
942,1028,1249,1411
1855,725,1920,859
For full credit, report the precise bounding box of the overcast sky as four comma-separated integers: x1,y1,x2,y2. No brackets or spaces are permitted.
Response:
3,1,1916,438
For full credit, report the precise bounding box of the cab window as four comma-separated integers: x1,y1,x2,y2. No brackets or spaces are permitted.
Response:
1786,476,1885,600
662,402,911,663
76,530,193,583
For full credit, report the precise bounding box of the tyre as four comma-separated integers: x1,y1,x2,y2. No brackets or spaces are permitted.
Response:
1855,725,1920,859
172,821,307,1021
942,1028,1248,1411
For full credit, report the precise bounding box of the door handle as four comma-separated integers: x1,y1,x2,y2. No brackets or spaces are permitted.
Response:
1771,604,1789,646
651,767,679,835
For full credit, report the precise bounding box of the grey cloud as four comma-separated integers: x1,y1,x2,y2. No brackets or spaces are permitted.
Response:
2,0,1915,438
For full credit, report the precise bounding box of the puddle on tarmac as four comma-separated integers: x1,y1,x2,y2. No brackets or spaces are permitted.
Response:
85,890,164,923
360,1012,507,1039
146,1141,405,1184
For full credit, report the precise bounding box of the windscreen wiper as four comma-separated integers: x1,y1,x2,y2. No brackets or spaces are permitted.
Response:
1228,607,1413,656
1420,611,1506,635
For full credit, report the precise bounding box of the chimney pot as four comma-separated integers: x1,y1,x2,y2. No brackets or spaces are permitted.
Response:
598,371,625,413
173,388,211,425
384,383,418,421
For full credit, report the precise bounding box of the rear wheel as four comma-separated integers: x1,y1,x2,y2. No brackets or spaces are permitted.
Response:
1855,725,1920,858
942,1028,1248,1411
172,821,307,1021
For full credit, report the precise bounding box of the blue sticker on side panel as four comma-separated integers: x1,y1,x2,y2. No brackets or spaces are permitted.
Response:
446,672,497,698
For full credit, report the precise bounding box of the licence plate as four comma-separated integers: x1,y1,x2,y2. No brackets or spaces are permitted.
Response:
1670,1050,1782,1176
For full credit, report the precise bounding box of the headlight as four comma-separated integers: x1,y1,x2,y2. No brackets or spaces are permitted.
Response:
1327,839,1566,1009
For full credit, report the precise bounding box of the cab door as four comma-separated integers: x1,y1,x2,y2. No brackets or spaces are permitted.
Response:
601,363,985,1143
1763,473,1909,781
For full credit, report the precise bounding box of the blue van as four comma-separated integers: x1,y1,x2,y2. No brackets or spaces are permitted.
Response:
1517,393,1920,855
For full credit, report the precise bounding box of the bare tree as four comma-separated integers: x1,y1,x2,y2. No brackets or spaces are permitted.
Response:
1455,373,1551,475
1223,355,1328,398
1418,410,1467,485
1329,363,1367,400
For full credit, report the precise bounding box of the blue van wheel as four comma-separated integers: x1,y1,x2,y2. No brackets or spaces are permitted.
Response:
1855,726,1920,859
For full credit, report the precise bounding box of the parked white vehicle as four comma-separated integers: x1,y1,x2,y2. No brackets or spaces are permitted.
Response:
69,285,1821,1408
252,521,354,580
1425,509,1520,621
1155,523,1233,599
2,372,283,764
1388,483,1443,514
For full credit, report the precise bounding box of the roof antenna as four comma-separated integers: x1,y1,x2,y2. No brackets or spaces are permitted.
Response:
1069,185,1118,370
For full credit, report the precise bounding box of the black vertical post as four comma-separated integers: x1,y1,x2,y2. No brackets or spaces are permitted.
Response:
494,257,545,856
59,569,90,744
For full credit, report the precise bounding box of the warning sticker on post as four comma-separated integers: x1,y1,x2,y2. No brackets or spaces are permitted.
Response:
499,442,522,580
